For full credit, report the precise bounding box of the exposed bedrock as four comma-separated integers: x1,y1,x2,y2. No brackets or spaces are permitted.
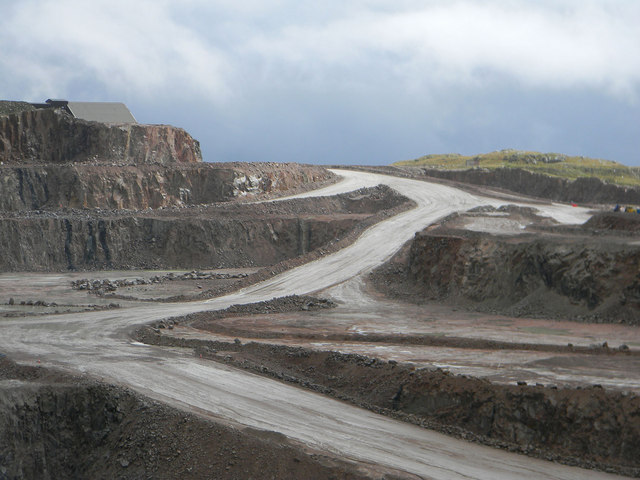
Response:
0,215,356,272
418,167,640,205
0,186,404,272
375,226,640,324
0,108,201,165
371,213,640,325
0,162,334,211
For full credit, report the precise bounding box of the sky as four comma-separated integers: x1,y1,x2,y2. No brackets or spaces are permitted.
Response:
1,0,639,166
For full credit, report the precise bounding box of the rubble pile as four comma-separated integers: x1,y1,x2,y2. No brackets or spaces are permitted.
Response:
71,271,250,293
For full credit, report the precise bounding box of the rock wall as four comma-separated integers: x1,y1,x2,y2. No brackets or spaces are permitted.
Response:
0,108,201,165
418,167,640,205
0,186,403,272
0,215,360,272
0,163,333,211
405,230,640,324
394,370,640,471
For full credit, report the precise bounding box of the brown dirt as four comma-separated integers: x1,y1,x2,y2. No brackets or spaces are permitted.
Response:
585,211,640,232
0,357,409,480
133,325,640,478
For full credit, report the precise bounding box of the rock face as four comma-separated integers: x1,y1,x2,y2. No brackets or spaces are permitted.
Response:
0,186,404,272
418,167,640,205
0,215,359,271
372,208,640,325
0,100,348,272
404,230,640,324
393,371,640,471
0,162,332,211
0,108,201,165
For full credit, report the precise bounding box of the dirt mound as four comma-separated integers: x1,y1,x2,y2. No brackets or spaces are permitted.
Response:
0,358,393,480
173,295,336,331
133,331,640,477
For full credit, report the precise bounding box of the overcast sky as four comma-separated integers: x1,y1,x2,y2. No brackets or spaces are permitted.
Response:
2,0,639,165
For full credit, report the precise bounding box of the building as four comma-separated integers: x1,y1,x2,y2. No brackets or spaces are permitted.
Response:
31,99,137,124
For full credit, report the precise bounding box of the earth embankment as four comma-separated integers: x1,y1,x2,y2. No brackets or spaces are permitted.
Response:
134,324,640,477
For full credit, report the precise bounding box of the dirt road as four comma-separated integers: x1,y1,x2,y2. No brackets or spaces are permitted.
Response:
0,170,625,479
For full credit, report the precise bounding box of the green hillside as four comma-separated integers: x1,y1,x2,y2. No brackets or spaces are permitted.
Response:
394,149,640,187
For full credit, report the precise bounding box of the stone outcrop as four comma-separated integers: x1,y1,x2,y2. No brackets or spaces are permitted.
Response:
401,229,640,324
0,162,333,211
417,167,640,205
0,215,358,271
371,208,640,325
0,107,201,165
0,186,404,272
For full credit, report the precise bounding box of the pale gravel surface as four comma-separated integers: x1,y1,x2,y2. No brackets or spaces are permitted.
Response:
0,170,626,479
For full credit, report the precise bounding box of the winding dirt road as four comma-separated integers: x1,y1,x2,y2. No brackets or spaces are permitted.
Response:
0,170,624,479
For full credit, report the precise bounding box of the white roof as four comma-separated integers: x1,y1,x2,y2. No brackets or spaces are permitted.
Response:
66,102,137,124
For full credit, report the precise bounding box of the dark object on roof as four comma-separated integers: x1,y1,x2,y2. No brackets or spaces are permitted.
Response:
46,99,69,108
32,99,137,124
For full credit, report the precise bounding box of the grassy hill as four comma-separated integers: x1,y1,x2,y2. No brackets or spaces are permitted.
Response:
394,149,640,187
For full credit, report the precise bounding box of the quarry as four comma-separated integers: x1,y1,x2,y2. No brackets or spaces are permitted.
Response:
0,100,639,479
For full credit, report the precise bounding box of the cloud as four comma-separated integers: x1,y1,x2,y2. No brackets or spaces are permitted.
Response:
240,1,640,99
2,1,638,103
1,1,638,165
0,0,230,102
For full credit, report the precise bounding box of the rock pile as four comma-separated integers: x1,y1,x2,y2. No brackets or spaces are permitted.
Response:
71,271,249,292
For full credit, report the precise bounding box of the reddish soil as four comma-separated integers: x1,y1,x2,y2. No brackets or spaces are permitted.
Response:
135,324,640,478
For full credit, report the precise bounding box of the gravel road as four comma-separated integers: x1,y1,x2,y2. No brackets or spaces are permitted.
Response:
0,170,623,479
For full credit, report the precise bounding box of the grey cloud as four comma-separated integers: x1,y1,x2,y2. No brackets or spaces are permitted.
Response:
1,0,638,165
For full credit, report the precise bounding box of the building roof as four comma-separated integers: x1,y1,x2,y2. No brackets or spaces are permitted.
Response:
66,102,137,124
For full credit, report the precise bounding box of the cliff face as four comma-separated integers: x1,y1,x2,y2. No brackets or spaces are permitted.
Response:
0,215,360,271
0,186,404,272
0,163,333,211
0,101,345,272
405,230,640,324
0,108,201,165
418,167,640,205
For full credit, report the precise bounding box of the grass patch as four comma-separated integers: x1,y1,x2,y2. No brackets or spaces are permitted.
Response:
394,149,640,187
